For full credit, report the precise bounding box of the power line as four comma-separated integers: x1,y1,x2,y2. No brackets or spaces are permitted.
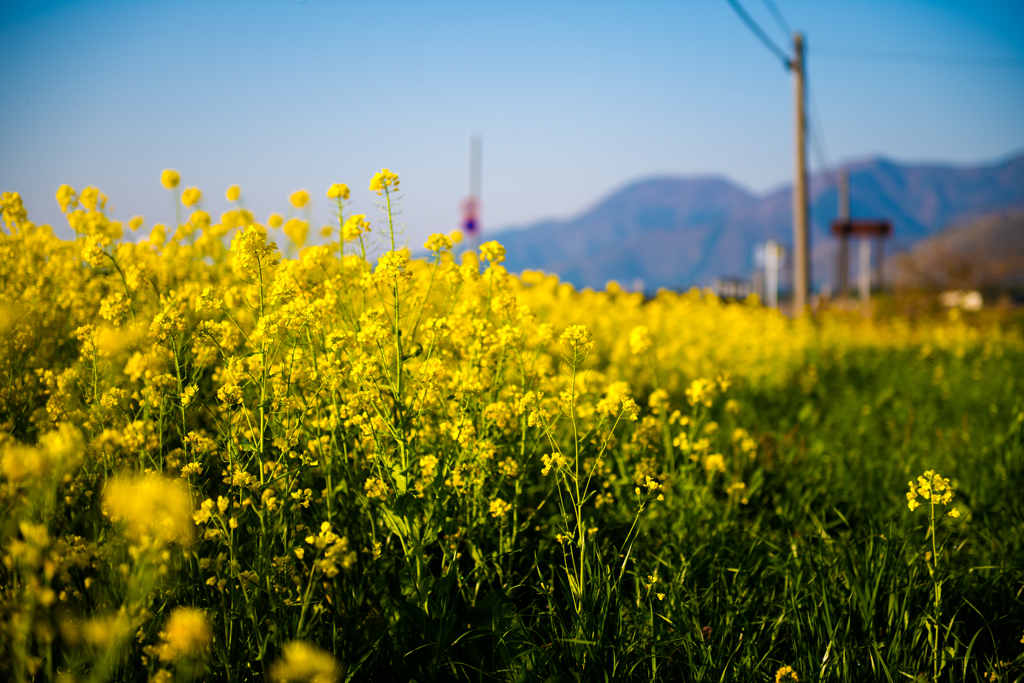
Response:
806,73,837,188
812,46,1024,69
761,0,792,39
725,0,791,68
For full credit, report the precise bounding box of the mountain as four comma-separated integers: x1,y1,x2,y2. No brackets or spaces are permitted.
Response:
889,209,1024,291
489,151,1024,291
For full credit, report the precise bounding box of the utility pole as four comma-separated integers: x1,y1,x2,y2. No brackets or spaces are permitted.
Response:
837,168,850,301
791,33,810,315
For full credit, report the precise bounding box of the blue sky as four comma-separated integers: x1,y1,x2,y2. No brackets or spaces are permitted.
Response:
2,0,1022,246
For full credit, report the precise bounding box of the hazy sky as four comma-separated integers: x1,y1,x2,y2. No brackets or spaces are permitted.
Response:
2,0,1023,246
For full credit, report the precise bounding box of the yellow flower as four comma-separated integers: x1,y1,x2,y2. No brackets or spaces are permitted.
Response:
1,424,83,484
290,189,310,209
560,324,594,353
341,214,371,242
423,232,453,253
369,168,399,195
79,186,100,212
907,469,955,512
374,249,411,285
270,641,339,683
268,212,284,229
102,473,194,546
181,187,202,207
702,453,726,475
155,607,211,661
190,209,211,232
56,184,75,212
226,185,241,202
775,665,799,682
128,215,144,231
150,223,167,246
326,183,350,200
283,217,309,248
161,169,180,190
479,240,506,263
450,229,464,244
685,378,714,408
629,325,652,355
489,498,512,518
364,477,388,500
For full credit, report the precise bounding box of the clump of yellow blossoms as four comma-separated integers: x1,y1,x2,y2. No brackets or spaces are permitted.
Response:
290,189,310,209
181,187,202,207
369,168,399,194
907,470,959,517
160,169,180,189
341,214,371,243
102,473,194,546
479,240,506,264
0,168,1016,682
629,325,652,356
154,607,212,661
775,665,799,682
270,641,339,683
326,183,349,200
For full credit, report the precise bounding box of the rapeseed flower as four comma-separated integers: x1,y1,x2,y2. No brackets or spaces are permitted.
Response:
102,473,194,546
423,232,453,253
907,469,957,515
326,183,349,200
342,214,371,242
226,184,241,202
283,218,309,248
489,498,512,518
181,187,202,207
155,607,211,661
775,665,799,682
369,168,399,195
560,324,594,354
270,641,339,683
79,186,100,211
629,325,652,355
56,184,75,212
290,190,310,209
479,240,506,264
160,169,180,189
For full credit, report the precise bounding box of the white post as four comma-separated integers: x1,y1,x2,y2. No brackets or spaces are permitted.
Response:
858,238,871,302
766,239,780,309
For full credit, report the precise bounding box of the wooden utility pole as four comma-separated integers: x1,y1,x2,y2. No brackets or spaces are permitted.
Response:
791,33,810,314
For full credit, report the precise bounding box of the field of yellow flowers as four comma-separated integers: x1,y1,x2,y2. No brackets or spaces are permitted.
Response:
1,171,1023,682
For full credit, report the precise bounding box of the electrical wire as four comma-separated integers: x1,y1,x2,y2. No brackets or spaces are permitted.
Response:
806,73,838,188
761,0,792,39
725,0,791,68
812,46,1024,69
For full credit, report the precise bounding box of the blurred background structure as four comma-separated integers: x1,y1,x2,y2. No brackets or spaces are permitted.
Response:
1,0,1022,303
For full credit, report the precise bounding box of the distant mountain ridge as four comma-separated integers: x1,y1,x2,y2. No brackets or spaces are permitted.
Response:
890,209,1024,291
490,151,1024,291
